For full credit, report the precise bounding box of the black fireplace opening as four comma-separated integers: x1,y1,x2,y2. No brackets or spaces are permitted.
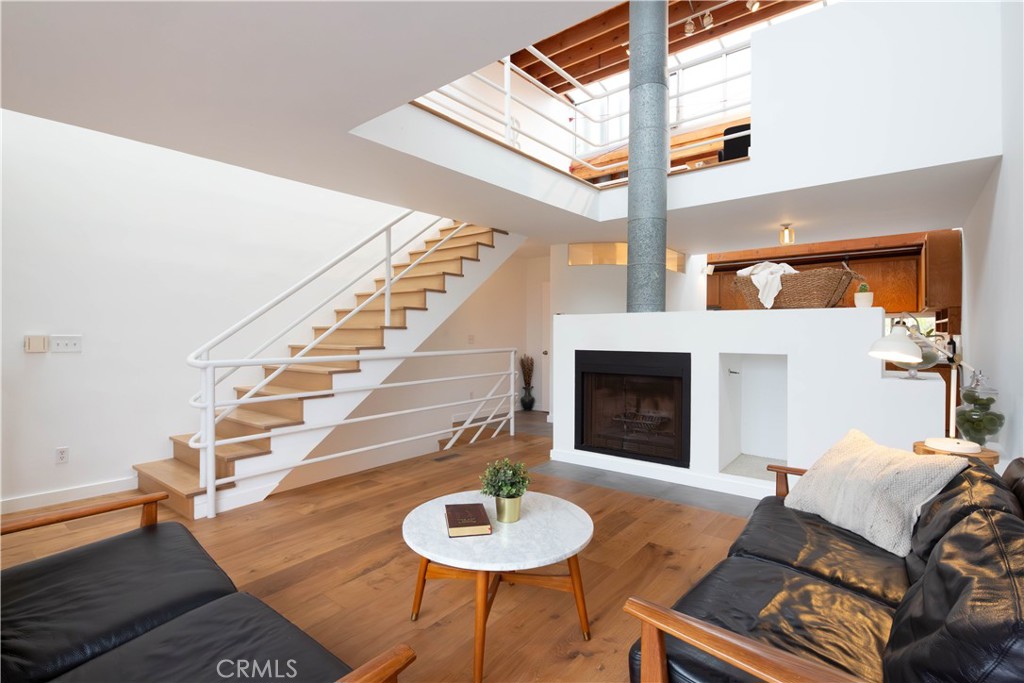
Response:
575,350,691,467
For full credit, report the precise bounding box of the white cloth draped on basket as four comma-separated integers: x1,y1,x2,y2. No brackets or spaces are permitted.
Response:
736,262,798,308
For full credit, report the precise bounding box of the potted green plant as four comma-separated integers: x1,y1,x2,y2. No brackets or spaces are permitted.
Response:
854,281,874,308
519,354,535,411
481,457,530,523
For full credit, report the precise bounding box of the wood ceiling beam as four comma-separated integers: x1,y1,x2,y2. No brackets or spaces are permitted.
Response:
548,0,814,94
520,1,713,81
510,2,630,72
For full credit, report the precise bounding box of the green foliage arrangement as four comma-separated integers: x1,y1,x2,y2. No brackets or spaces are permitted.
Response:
481,458,530,499
520,354,535,388
857,282,870,293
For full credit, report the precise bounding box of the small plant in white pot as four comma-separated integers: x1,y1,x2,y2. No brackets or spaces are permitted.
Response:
481,458,530,523
854,282,874,308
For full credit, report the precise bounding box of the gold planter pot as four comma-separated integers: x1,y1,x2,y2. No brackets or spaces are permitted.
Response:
495,496,522,523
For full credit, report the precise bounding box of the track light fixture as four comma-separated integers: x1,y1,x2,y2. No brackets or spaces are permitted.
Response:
746,0,761,11
684,17,696,36
702,12,714,29
778,223,796,245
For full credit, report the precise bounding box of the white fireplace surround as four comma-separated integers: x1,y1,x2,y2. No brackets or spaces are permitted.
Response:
551,308,946,499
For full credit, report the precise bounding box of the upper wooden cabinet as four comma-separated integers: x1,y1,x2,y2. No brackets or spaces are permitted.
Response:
707,230,962,316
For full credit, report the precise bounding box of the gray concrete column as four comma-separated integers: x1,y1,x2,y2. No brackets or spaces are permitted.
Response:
626,0,668,313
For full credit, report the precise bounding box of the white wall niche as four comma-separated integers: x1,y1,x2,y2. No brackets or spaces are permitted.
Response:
719,353,788,481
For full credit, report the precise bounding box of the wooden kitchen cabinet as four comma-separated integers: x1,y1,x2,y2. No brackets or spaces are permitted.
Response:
840,254,920,312
922,229,962,310
706,230,961,317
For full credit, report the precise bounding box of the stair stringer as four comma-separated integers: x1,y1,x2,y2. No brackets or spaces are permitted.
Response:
192,231,526,517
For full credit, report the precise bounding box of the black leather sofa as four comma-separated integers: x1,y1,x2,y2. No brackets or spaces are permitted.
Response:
626,458,1024,683
1,493,414,683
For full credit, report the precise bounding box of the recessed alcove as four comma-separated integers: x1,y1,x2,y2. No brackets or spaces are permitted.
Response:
718,353,788,480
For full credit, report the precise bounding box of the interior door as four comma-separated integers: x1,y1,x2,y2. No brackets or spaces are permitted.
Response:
541,281,551,418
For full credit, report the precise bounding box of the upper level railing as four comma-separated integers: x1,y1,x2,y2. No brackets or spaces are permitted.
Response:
416,13,753,184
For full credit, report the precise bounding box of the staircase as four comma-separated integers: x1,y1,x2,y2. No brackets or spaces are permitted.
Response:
134,221,521,518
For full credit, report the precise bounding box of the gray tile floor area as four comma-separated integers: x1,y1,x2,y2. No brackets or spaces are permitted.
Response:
519,411,758,518
721,453,786,482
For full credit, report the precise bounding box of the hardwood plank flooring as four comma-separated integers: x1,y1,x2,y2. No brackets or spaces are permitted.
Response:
1,432,748,682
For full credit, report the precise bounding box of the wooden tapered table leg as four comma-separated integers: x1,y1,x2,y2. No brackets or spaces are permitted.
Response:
403,491,594,683
410,557,429,621
474,570,490,683
567,554,591,640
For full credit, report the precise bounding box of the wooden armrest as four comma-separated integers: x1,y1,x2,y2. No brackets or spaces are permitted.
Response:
623,596,862,683
337,644,415,683
0,492,169,535
765,465,807,497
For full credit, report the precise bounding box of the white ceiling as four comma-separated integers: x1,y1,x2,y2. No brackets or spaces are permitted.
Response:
1,1,996,256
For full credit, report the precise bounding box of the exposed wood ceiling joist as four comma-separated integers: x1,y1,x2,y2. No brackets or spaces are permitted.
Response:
511,0,815,96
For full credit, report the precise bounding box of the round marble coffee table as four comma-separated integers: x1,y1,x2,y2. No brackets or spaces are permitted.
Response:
402,490,593,683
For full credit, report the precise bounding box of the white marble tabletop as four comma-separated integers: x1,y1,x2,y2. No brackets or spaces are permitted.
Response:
402,491,594,572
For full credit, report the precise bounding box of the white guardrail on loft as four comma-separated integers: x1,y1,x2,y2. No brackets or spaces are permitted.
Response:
417,3,753,183
186,212,517,518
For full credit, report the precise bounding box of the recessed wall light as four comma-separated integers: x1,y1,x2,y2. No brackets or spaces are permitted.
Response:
778,223,796,245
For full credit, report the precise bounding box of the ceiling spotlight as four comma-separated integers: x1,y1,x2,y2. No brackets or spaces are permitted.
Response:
702,12,714,29
684,17,696,36
779,223,796,245
746,0,761,11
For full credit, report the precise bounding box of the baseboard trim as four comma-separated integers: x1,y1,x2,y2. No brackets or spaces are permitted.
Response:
1,475,139,513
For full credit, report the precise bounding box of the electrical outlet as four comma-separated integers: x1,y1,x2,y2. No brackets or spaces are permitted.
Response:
51,335,83,353
56,447,70,464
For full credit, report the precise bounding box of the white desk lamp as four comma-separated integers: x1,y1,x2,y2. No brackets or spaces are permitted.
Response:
868,315,979,446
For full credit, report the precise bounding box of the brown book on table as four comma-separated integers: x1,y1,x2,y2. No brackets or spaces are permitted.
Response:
445,503,492,538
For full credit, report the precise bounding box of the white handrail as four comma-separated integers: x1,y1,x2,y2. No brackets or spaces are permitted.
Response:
192,217,460,435
197,348,518,517
188,209,414,363
185,206,493,510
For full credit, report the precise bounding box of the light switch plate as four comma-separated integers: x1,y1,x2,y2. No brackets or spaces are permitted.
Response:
24,335,49,353
51,335,83,353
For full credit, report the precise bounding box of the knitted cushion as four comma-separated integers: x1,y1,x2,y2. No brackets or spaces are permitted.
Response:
786,430,966,556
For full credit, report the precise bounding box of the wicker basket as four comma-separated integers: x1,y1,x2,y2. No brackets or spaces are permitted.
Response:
733,267,862,309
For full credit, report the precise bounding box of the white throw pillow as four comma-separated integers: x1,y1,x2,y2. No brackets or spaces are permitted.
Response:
785,429,967,557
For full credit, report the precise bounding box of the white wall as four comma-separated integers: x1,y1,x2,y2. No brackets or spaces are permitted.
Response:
962,1,1023,463
600,1,1004,219
1,111,437,510
552,308,945,499
550,244,708,315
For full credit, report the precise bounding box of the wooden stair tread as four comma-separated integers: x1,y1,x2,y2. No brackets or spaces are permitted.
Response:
335,306,426,314
218,408,303,429
289,343,360,351
264,363,361,375
377,272,462,282
441,225,508,236
235,384,325,398
134,459,232,498
170,434,271,461
356,287,445,296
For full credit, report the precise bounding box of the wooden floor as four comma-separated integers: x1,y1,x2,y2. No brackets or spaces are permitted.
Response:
1,432,747,682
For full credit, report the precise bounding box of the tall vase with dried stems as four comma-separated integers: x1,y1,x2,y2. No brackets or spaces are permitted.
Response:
519,354,535,411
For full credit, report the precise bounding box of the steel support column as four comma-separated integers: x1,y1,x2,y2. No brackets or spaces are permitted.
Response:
626,0,668,313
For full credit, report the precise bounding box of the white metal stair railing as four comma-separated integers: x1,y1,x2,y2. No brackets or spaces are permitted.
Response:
189,348,518,517
417,28,753,182
184,210,511,518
